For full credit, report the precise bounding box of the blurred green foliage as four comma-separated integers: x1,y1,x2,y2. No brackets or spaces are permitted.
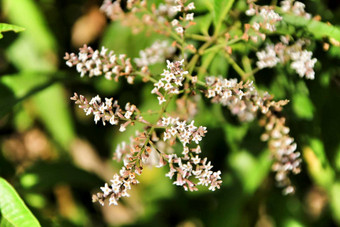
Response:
0,0,340,226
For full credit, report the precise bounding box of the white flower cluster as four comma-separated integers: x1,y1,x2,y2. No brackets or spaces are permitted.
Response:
205,77,286,122
64,45,134,83
93,132,151,206
100,0,143,14
159,117,221,191
281,0,312,19
134,40,176,67
154,0,178,23
259,8,282,32
114,131,163,168
166,153,222,191
100,0,122,19
246,3,282,32
289,49,317,80
70,93,139,131
161,117,207,147
256,44,281,69
152,59,188,104
99,170,139,206
171,0,195,36
255,38,317,79
261,116,302,195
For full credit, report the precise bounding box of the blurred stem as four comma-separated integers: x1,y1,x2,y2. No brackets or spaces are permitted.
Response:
187,37,217,74
198,50,218,77
242,56,255,81
139,95,173,155
185,34,210,42
203,37,243,54
135,71,158,83
141,7,184,45
224,53,247,80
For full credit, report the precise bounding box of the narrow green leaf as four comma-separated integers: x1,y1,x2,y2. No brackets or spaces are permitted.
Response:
209,52,229,76
0,73,55,119
330,182,340,224
213,0,235,33
229,150,271,194
303,139,335,188
20,162,103,191
292,93,314,120
33,84,75,150
186,14,212,36
0,23,25,39
0,178,40,227
2,0,57,54
198,51,218,79
277,7,340,42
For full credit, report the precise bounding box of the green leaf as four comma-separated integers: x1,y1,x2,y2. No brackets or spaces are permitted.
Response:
2,0,57,54
330,182,340,224
277,7,340,42
213,0,235,32
209,52,229,76
186,14,212,36
101,22,163,59
0,23,25,39
33,84,75,150
20,162,103,191
303,138,335,188
198,51,218,79
0,73,55,119
229,150,271,194
0,178,40,227
292,93,314,120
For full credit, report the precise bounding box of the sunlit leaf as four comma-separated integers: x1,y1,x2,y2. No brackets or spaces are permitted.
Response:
229,150,271,194
0,178,40,227
0,73,55,119
2,0,57,54
277,7,340,42
330,182,340,224
303,139,335,188
212,0,235,28
20,162,103,191
0,23,25,39
292,93,314,120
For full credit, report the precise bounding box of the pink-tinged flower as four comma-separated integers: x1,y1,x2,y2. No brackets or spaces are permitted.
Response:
100,183,112,196
158,96,166,104
109,196,118,206
186,13,194,21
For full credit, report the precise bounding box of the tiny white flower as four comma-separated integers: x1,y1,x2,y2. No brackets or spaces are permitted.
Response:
154,80,165,89
192,155,201,165
66,61,73,67
110,115,118,125
164,83,173,91
94,112,101,124
186,13,194,21
163,131,172,141
187,2,195,10
161,117,171,126
124,111,132,119
158,96,166,104
100,183,112,196
172,5,181,12
119,125,126,132
171,19,179,27
175,26,184,35
246,8,256,16
109,196,118,206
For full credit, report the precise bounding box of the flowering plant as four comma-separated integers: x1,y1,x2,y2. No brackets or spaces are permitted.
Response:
2,0,340,225
63,0,338,207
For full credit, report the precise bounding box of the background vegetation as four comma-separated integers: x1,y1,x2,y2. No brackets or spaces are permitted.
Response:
0,0,340,226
